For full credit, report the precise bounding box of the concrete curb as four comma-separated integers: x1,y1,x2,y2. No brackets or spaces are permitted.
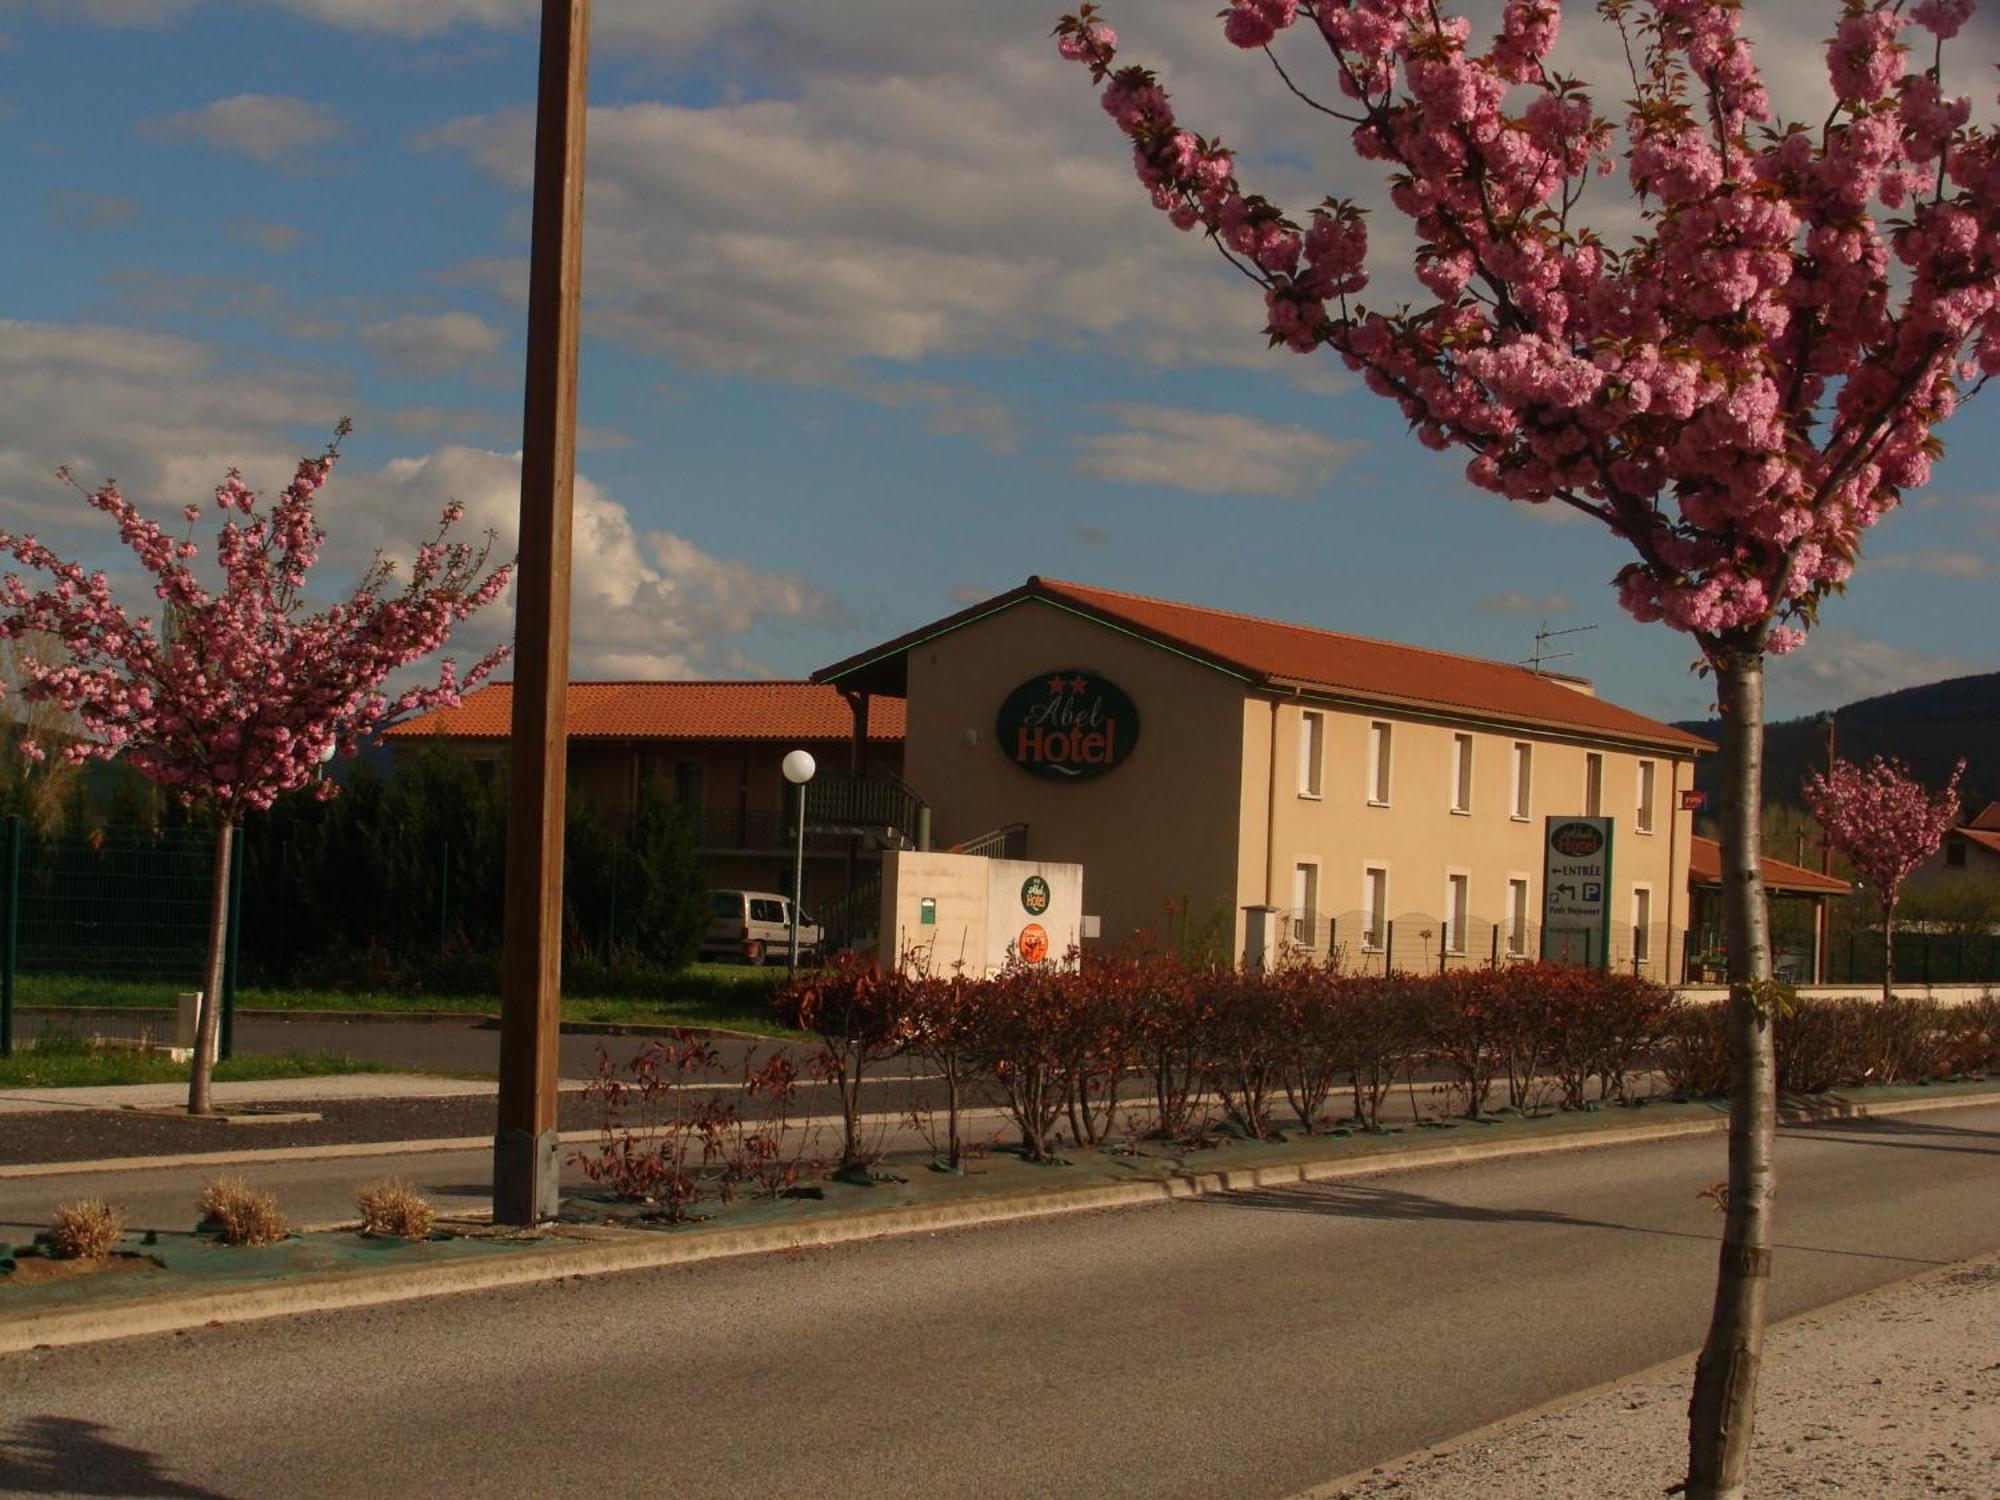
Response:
3,1087,1994,1356
1292,1242,2000,1499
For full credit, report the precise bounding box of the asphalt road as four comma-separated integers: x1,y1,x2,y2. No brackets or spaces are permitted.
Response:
5,1103,1999,1499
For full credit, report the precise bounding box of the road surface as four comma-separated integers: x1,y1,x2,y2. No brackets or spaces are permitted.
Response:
4,1102,1998,1498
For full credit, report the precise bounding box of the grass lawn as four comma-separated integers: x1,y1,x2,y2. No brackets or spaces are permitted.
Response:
14,962,803,1039
0,1037,399,1090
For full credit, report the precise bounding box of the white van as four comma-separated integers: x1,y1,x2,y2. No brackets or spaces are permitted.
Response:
703,890,822,965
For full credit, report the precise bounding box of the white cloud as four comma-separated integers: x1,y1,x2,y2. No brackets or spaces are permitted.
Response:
1871,549,1996,579
0,320,825,680
357,312,506,378
1073,405,1363,499
47,190,137,232
423,74,1291,386
1770,630,1986,711
1474,591,1570,617
0,318,350,537
334,447,835,677
105,269,349,342
228,216,305,253
19,0,197,23
145,93,345,163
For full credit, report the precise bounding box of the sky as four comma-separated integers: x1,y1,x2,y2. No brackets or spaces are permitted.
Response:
2,0,1998,728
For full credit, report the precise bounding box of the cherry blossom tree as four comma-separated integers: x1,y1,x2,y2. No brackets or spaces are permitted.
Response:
0,422,512,1114
1054,2,1997,1493
1805,754,1964,1000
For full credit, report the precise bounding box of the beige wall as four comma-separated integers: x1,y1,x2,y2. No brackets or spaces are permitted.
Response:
902,599,1697,975
1245,697,1695,979
902,600,1248,951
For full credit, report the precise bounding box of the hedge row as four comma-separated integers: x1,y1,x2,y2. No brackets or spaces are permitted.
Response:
774,957,2000,1169
575,958,1999,1217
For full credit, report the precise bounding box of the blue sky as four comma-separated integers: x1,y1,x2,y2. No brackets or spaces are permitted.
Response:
3,0,1997,725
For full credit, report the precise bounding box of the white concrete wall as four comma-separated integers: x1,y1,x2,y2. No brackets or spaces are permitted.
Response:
879,850,1083,977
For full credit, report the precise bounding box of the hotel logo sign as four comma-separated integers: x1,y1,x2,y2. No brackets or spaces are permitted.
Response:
996,671,1140,781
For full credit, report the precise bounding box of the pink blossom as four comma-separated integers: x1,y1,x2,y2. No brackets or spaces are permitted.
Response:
1053,0,2000,669
0,422,512,817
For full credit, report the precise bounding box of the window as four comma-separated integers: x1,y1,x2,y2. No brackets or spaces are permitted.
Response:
1947,840,1968,868
1363,866,1388,950
1632,886,1653,964
1444,874,1469,954
1298,711,1325,798
1584,753,1604,817
1511,742,1532,820
1293,862,1320,946
1637,760,1657,834
749,898,785,924
1368,722,1393,805
1507,878,1530,957
1451,734,1474,814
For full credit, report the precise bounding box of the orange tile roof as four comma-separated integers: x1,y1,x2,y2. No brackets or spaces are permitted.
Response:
386,681,904,743
1958,827,2000,856
1688,835,1850,895
1966,801,2000,832
817,576,1712,755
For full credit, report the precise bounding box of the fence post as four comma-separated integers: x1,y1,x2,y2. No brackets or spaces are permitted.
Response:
1,815,18,1059
1490,923,1499,969
1384,919,1394,976
220,822,245,1062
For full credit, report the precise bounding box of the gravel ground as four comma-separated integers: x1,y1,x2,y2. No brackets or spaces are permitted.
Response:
1327,1253,2000,1498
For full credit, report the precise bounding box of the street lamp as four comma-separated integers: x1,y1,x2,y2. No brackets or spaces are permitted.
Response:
781,748,817,974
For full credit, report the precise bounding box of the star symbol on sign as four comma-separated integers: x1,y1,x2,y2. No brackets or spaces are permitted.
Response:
1068,676,1089,695
1046,675,1068,695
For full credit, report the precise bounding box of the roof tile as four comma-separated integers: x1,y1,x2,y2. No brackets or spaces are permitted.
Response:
819,576,1711,754
387,681,903,743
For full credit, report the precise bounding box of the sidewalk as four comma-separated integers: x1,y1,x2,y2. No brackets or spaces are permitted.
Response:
1316,1251,2000,1499
0,1073,516,1115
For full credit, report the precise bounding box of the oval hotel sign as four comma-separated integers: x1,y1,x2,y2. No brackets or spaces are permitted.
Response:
997,670,1140,781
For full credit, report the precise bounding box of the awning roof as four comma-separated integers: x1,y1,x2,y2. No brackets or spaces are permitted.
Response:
1688,835,1850,895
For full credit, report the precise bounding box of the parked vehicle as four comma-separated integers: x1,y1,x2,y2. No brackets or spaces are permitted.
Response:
703,889,821,965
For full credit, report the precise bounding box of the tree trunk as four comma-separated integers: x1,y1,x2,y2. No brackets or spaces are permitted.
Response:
1684,650,1777,1500
187,817,234,1116
1880,908,1895,1005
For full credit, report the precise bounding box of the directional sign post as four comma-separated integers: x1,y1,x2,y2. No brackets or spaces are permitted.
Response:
1541,816,1613,969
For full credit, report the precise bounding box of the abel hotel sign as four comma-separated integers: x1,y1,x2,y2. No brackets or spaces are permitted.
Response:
996,671,1140,780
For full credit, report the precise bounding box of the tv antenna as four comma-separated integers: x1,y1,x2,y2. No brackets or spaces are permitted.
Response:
1522,620,1597,674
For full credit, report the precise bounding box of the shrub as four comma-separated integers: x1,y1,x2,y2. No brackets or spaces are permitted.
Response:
1131,949,1209,1139
570,1034,737,1218
354,1179,437,1240
772,954,914,1171
903,964,978,1170
1062,953,1142,1147
1273,962,1347,1132
1428,969,1504,1118
1202,968,1282,1139
969,961,1074,1162
47,1198,124,1260
1342,973,1428,1130
198,1177,288,1246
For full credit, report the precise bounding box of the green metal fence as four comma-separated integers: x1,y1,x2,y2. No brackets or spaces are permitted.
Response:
0,816,241,1057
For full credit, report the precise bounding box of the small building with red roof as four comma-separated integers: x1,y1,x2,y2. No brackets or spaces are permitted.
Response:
387,681,908,924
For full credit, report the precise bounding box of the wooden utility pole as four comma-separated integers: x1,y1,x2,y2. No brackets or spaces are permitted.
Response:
494,0,591,1225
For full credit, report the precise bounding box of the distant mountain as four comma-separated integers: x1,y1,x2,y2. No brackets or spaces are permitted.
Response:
1676,670,2000,815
